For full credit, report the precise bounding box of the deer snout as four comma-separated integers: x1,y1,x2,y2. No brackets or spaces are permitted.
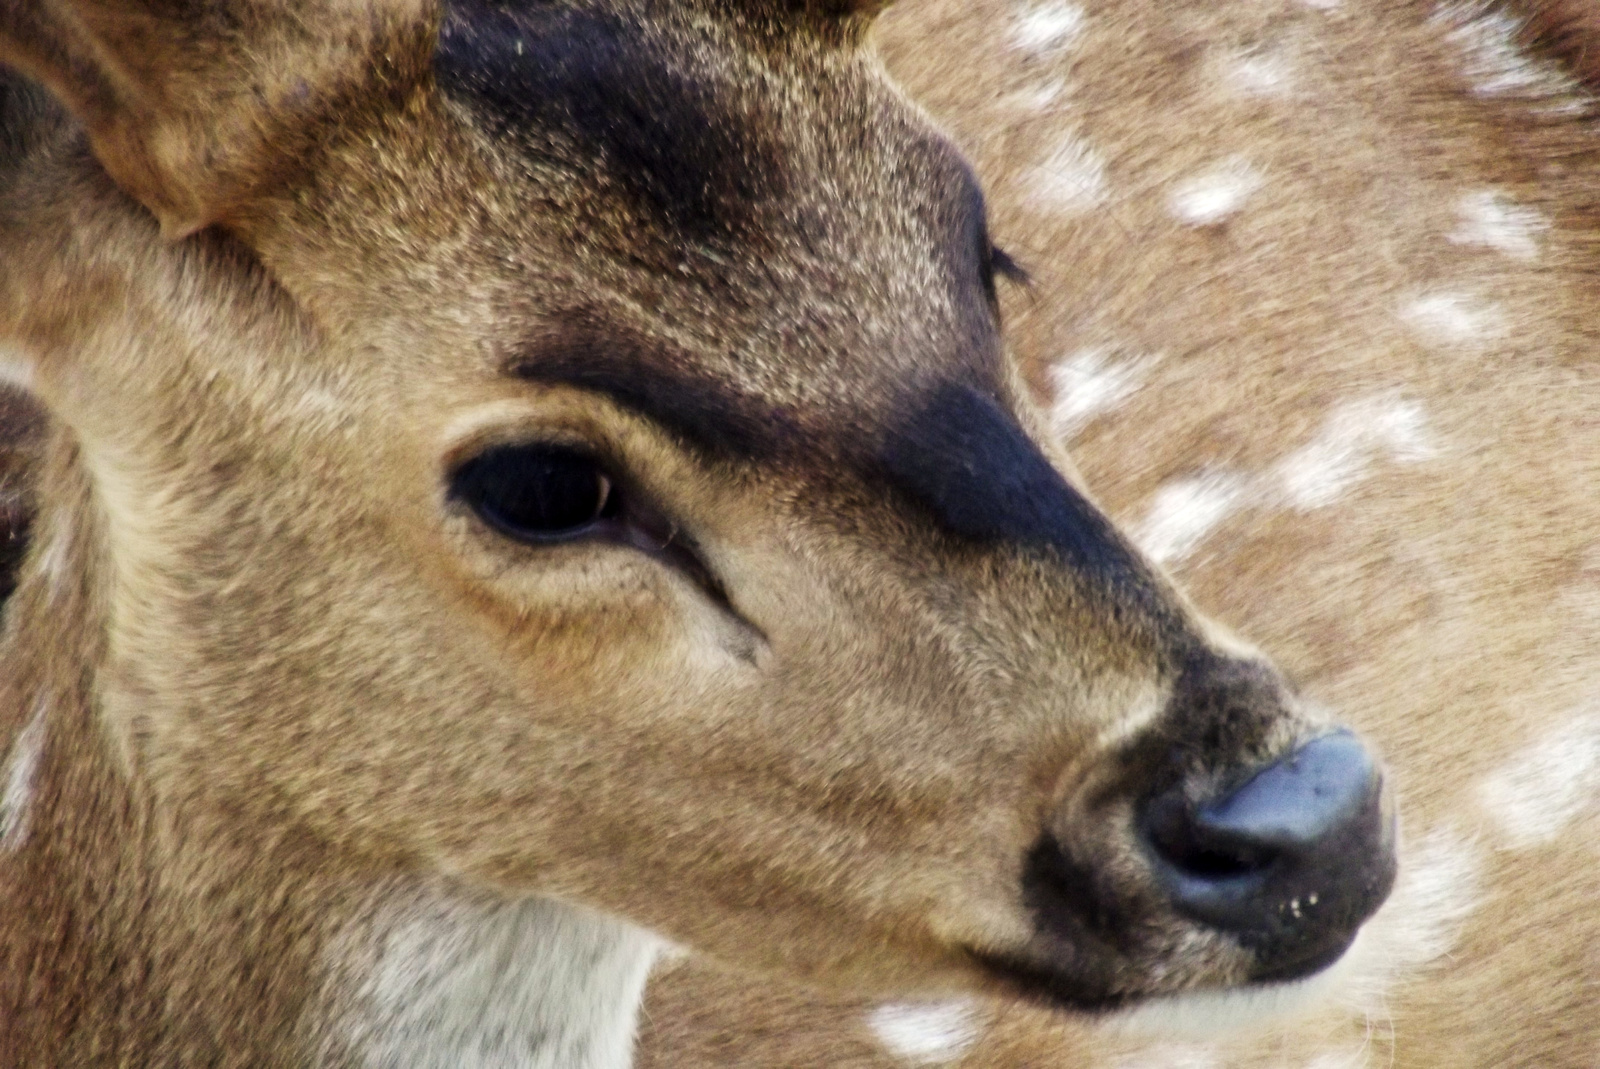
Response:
1004,656,1396,1008
1139,730,1397,981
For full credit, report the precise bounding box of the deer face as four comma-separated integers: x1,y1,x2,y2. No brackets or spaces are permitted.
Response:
1,0,1393,1016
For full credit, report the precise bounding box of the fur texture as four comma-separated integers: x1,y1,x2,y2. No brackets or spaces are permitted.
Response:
634,1,1600,1066
0,0,1409,1064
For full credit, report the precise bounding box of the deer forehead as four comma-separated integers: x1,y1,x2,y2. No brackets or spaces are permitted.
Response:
134,3,1182,622
271,0,999,405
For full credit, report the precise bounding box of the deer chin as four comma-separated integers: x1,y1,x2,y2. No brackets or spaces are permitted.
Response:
969,922,1364,1033
1103,934,1368,1040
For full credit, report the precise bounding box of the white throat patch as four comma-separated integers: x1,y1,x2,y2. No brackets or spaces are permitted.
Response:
345,894,661,1069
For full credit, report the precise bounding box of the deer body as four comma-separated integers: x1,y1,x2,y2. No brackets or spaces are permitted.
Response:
0,1,1400,1066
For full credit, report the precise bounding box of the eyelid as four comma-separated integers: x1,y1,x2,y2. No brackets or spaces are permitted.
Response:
436,402,635,487
444,429,741,620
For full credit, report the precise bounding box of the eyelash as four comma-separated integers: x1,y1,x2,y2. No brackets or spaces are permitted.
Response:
989,245,1029,287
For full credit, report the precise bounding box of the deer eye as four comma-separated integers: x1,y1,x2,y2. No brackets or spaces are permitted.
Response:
452,445,618,543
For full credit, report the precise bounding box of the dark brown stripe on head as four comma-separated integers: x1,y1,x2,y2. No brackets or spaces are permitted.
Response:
876,383,1171,611
509,332,801,462
435,0,782,239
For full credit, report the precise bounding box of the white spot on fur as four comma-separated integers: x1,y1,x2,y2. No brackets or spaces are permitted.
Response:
1048,348,1156,441
866,1000,985,1065
348,896,661,1069
1433,5,1579,102
1133,397,1436,563
1005,79,1068,112
1477,709,1600,849
1332,824,1485,1014
294,385,352,421
1301,0,1342,9
0,348,34,394
1271,397,1435,509
1223,50,1295,97
1168,158,1264,226
1,699,47,852
1400,292,1508,347
1133,471,1253,564
1027,134,1109,213
1448,189,1549,260
1011,2,1085,54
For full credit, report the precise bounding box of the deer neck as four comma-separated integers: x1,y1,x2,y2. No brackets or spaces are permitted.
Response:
343,893,663,1069
0,432,662,1067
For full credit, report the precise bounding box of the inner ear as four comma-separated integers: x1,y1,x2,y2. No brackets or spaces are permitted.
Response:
0,0,433,238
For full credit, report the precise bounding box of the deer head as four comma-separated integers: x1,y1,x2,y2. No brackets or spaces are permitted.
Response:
0,0,1394,1055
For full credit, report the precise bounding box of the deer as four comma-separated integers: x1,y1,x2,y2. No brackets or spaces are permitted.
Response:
0,0,1403,1065
628,0,1600,1067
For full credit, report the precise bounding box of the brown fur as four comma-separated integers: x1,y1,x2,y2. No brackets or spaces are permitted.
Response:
1518,0,1600,88
0,0,1401,1065
635,1,1600,1067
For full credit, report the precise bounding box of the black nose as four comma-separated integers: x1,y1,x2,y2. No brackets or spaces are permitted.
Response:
1140,730,1397,980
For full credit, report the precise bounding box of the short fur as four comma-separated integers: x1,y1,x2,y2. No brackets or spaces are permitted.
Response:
0,0,1397,1065
632,0,1600,1066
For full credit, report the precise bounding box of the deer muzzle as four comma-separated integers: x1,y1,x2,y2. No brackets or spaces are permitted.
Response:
1139,729,1397,981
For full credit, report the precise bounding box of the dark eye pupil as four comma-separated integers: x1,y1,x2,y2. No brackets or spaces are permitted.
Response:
453,445,614,541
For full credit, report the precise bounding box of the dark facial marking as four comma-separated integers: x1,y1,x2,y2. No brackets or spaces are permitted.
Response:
510,333,798,462
957,172,1004,312
0,66,64,186
877,383,1162,600
435,0,779,237
967,946,1129,1015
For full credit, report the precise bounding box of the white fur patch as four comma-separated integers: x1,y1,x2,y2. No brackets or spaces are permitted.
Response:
1168,158,1264,226
1048,348,1157,441
866,1000,985,1065
0,348,34,394
348,896,661,1069
1005,79,1067,112
1400,292,1508,347
1027,134,1109,214
1133,471,1254,565
1222,50,1295,97
1449,190,1548,260
1272,397,1435,509
1113,955,1354,1040
1132,396,1434,564
1433,5,1579,102
1011,2,1085,54
1332,824,1485,1016
1477,709,1600,849
0,699,47,852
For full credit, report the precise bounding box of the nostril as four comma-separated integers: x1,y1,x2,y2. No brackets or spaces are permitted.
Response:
1142,791,1280,882
1139,730,1395,979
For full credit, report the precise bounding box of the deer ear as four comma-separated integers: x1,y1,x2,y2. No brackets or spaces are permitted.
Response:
0,1,430,239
